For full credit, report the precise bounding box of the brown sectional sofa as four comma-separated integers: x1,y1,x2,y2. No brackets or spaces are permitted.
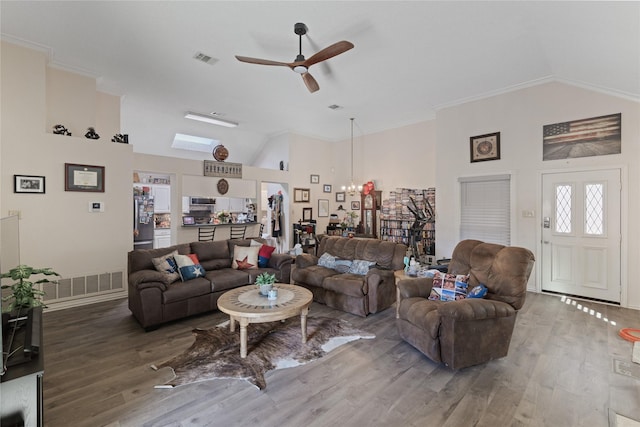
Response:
291,236,407,317
127,238,293,330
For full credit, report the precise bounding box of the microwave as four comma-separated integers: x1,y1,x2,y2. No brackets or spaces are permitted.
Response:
189,197,215,206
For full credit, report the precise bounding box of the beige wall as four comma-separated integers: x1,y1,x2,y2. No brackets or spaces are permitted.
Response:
435,82,640,308
1,42,132,295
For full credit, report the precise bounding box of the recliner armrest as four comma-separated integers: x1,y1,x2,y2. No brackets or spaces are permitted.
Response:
397,278,432,299
295,253,318,269
437,298,516,321
268,253,294,270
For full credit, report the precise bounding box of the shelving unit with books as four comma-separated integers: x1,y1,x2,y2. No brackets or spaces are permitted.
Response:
380,187,435,263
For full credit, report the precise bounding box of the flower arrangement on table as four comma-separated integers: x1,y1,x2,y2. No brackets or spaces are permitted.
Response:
344,211,359,228
216,210,230,223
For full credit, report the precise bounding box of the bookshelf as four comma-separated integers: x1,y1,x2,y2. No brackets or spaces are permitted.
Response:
380,188,435,263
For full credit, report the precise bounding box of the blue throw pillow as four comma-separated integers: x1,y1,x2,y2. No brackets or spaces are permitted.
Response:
318,252,336,269
348,259,376,275
467,284,488,299
178,264,206,281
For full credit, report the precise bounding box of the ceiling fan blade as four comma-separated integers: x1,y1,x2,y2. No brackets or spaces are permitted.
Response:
303,41,354,67
235,56,291,67
302,73,319,93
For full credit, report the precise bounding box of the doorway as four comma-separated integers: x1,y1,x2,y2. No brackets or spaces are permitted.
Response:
541,169,621,303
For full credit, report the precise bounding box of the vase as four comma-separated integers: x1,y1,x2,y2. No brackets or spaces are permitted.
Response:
259,284,273,296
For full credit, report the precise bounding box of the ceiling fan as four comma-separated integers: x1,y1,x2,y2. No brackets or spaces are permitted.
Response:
235,23,354,93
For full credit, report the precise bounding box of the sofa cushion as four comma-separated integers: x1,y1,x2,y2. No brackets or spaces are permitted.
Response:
323,274,367,297
428,272,470,301
151,250,180,284
206,269,250,292
292,265,339,287
191,240,232,270
162,277,212,304
232,246,259,269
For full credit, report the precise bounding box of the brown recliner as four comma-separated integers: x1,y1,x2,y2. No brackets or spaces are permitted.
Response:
396,240,535,369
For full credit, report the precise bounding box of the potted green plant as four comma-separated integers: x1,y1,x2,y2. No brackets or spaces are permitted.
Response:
255,272,276,295
1,265,59,314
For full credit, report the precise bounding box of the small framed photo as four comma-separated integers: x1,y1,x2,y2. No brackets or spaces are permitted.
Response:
302,207,313,222
14,175,45,194
318,199,329,217
470,132,501,163
336,192,346,202
351,201,360,210
65,163,105,192
323,184,332,193
310,174,320,184
294,188,311,203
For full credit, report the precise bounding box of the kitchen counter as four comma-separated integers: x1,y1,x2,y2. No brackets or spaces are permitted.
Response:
181,222,258,228
177,222,261,243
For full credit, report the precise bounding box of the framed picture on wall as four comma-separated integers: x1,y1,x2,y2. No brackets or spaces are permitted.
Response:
302,207,313,221
336,192,346,202
65,163,105,192
323,184,332,193
310,174,320,184
318,199,329,217
14,175,45,194
470,132,500,163
351,201,360,210
294,188,311,203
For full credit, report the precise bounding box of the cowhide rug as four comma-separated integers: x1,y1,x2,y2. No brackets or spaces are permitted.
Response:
150,316,375,390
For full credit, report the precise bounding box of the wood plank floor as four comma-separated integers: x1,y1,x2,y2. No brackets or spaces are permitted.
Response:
39,292,640,427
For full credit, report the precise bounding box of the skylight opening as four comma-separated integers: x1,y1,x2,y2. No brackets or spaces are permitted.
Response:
171,133,219,153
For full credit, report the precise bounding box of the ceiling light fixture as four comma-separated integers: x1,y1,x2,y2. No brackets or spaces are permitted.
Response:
184,112,238,128
342,118,362,196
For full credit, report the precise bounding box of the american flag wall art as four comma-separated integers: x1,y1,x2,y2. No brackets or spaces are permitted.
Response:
543,113,621,161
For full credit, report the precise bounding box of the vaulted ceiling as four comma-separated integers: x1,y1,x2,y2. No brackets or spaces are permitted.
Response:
2,1,638,164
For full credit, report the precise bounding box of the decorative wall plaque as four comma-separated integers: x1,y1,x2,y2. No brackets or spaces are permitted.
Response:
204,160,243,178
217,178,229,195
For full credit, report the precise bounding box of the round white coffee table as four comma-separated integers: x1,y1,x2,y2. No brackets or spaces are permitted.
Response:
217,284,313,358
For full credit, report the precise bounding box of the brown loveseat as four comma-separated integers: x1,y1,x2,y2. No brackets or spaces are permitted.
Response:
396,239,534,369
291,236,407,317
127,238,293,330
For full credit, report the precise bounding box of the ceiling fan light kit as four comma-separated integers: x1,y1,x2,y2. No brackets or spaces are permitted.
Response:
235,22,354,93
184,112,238,128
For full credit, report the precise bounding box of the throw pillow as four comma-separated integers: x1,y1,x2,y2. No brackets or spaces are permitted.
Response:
232,245,259,270
428,272,470,302
258,244,276,268
467,284,488,299
250,239,262,247
174,254,195,268
348,259,376,275
178,264,206,281
317,252,337,269
151,250,180,283
173,254,207,281
333,259,353,273
187,253,200,264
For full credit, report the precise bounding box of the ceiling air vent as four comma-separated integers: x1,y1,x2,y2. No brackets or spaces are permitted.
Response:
193,52,218,66
328,104,343,110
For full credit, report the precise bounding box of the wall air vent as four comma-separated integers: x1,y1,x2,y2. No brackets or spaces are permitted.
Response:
194,52,218,65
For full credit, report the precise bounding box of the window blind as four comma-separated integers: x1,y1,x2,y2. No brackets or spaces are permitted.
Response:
459,174,511,245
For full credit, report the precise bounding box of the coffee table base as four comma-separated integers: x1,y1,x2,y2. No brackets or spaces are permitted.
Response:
229,307,310,358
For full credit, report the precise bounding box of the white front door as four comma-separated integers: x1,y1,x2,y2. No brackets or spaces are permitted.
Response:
541,169,621,303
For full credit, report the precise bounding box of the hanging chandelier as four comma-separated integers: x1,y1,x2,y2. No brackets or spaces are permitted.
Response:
342,118,362,196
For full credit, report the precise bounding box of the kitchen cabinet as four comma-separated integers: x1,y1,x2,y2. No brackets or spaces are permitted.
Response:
151,185,171,213
154,229,171,248
229,198,246,213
